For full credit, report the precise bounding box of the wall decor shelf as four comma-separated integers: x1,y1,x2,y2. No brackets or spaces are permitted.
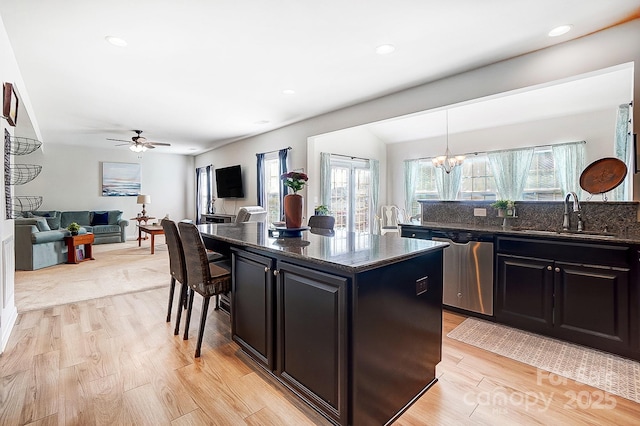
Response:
8,164,42,185
4,129,44,219
11,195,43,215
8,136,42,155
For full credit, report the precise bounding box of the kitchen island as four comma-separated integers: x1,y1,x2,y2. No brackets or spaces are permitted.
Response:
198,222,447,426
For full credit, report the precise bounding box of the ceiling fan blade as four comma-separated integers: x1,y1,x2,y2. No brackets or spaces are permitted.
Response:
106,138,130,143
145,144,156,149
149,142,171,146
114,143,130,146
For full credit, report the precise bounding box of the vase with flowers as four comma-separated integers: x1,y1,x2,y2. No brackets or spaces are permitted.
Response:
281,171,308,228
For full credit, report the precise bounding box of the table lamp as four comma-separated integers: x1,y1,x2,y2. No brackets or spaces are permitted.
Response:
137,194,151,217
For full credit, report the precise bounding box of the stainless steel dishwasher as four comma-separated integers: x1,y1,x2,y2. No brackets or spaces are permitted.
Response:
432,230,494,316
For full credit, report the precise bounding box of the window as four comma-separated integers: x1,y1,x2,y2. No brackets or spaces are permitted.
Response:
196,165,212,221
410,145,564,201
459,155,497,201
329,158,371,234
523,147,563,200
263,153,282,223
411,161,438,215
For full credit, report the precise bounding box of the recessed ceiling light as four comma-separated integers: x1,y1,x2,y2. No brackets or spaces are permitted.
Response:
282,89,296,95
254,120,270,125
375,44,396,55
548,25,572,37
105,36,128,47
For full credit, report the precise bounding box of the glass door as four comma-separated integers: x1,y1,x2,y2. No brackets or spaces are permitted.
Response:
329,158,371,234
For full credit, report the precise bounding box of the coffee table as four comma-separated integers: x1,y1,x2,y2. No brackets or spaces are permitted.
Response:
138,224,164,254
64,233,95,264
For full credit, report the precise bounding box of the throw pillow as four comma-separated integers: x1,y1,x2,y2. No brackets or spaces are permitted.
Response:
91,211,109,226
35,218,51,232
46,216,61,230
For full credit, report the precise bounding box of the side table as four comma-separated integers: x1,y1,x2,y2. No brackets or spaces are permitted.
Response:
138,224,165,254
131,216,157,242
65,233,95,264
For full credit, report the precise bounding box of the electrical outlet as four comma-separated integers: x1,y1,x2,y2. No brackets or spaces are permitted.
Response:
474,208,487,217
416,276,428,296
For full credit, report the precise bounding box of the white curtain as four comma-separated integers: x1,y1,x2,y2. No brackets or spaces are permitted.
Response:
370,159,380,234
319,153,332,207
552,142,586,198
403,159,419,215
613,104,631,201
434,166,462,200
488,148,534,200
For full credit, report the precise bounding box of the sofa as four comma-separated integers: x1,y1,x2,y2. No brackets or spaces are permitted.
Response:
15,210,129,270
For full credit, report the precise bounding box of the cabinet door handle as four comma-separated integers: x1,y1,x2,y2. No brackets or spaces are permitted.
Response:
273,270,279,276
555,267,560,273
411,233,416,237
547,266,552,271
264,267,270,273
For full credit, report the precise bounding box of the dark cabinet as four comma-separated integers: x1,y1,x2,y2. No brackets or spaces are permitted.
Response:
230,246,443,425
554,261,629,349
275,261,347,424
231,249,275,369
231,250,348,424
496,237,631,355
496,254,554,332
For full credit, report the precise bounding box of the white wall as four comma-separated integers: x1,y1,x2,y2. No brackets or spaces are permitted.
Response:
14,144,194,238
196,19,640,205
195,131,309,217
0,13,42,352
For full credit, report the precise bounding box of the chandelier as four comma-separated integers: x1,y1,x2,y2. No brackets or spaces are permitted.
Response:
432,110,464,173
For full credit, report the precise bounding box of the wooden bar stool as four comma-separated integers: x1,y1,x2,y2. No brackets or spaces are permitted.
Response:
178,222,232,357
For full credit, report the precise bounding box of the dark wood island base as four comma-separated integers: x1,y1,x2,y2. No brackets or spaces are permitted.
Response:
200,222,446,425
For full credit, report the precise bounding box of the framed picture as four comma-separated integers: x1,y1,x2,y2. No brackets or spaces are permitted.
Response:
3,82,18,127
102,162,141,196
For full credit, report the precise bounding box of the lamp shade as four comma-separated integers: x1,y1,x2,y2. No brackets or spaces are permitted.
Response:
137,194,151,204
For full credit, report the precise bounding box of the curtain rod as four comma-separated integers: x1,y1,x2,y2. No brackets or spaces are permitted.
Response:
409,140,586,162
330,153,370,161
258,146,292,155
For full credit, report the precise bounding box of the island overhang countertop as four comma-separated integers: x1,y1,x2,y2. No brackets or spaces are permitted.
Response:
197,222,447,273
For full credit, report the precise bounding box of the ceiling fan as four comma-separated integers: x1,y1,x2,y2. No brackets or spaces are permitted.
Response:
107,130,171,152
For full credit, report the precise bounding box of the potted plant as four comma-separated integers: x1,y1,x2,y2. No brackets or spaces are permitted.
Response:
490,200,510,217
281,171,309,228
67,222,81,236
314,205,329,216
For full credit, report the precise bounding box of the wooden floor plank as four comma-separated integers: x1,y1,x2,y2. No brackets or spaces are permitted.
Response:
122,383,174,425
171,408,217,425
0,370,30,425
2,287,639,425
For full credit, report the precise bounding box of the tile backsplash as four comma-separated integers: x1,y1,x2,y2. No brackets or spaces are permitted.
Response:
419,200,640,238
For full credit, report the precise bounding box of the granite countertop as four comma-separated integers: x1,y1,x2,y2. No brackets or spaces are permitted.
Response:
402,221,640,244
198,222,447,272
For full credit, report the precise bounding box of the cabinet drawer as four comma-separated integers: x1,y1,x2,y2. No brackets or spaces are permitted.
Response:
400,226,430,240
496,236,630,268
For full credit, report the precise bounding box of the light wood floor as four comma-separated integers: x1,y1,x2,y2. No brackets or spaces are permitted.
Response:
1,288,639,425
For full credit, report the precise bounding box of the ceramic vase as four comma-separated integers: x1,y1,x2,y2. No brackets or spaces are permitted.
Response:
284,193,303,228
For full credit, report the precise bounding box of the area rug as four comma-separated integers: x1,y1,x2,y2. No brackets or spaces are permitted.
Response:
14,239,170,312
447,317,640,404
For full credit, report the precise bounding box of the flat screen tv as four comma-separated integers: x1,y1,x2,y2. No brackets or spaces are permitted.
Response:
215,165,244,198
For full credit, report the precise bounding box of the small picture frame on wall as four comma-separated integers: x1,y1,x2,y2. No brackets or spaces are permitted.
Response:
2,82,18,127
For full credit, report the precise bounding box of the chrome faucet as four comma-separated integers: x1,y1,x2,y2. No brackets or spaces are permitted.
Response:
563,192,582,231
